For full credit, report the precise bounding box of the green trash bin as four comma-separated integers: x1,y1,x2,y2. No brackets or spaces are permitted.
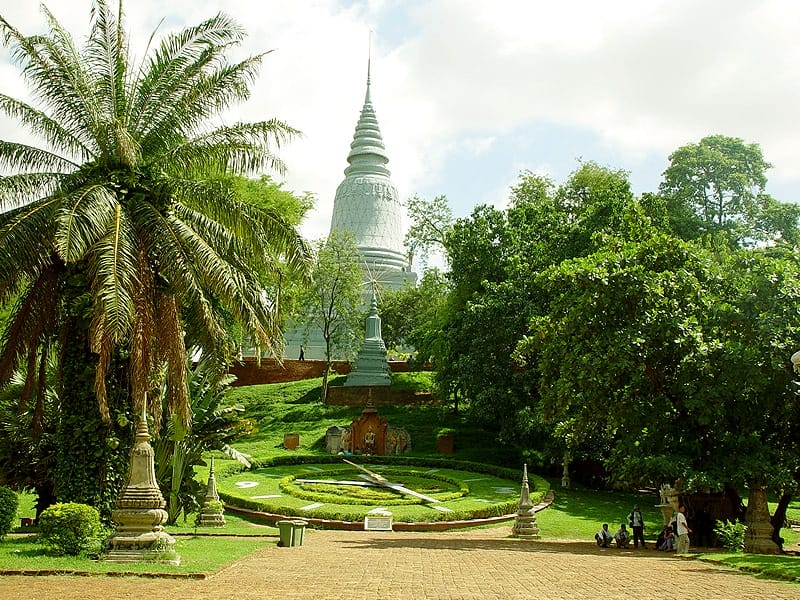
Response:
277,520,295,547
291,520,307,546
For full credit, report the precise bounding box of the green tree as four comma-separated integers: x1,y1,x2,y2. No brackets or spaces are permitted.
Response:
659,135,799,245
404,194,453,267
519,224,800,547
379,268,449,362
0,2,310,515
437,163,636,444
295,231,364,401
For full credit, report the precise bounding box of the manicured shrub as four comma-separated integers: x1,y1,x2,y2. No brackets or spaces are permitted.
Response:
38,502,107,556
0,486,19,539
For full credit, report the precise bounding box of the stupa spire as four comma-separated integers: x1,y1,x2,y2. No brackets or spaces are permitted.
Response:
343,53,389,178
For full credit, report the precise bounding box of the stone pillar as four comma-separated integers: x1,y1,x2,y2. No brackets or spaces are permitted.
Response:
104,406,179,564
743,486,780,554
561,451,570,489
512,464,540,540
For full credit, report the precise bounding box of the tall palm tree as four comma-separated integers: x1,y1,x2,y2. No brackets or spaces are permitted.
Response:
0,1,310,511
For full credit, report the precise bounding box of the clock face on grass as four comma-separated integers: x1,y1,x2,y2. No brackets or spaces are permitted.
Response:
220,461,527,523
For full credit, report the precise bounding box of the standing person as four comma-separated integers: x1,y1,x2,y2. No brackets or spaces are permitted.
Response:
299,345,305,361
628,505,646,548
675,505,692,554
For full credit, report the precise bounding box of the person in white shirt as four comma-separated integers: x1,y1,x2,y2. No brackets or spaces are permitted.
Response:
614,523,631,548
595,523,613,547
628,505,646,548
675,505,692,554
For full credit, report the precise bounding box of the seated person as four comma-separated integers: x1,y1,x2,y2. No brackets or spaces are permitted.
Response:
595,523,613,547
657,526,675,551
614,523,631,548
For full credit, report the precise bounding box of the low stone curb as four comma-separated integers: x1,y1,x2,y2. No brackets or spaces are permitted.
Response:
0,569,206,579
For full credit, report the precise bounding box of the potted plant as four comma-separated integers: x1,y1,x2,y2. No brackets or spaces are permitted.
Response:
436,428,455,454
283,432,300,450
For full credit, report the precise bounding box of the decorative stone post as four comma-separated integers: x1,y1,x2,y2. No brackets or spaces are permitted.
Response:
744,486,780,554
512,464,540,539
198,456,226,527
655,483,678,526
104,404,179,564
561,451,570,489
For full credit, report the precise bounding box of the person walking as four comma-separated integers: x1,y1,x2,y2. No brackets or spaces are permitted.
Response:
675,505,692,554
299,345,305,361
628,505,646,548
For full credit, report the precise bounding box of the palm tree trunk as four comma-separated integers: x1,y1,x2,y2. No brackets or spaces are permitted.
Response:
55,313,131,521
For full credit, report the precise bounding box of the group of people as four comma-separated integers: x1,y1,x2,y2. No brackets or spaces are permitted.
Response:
594,504,691,554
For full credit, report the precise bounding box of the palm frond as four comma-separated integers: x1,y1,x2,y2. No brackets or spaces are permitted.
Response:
163,210,283,353
54,184,118,262
89,312,113,423
0,141,78,177
129,244,155,420
1,11,100,155
129,201,229,349
0,264,63,386
129,12,247,140
138,53,267,151
158,120,297,177
173,184,311,276
0,94,91,162
0,197,60,287
156,293,190,428
0,172,66,210
85,205,138,341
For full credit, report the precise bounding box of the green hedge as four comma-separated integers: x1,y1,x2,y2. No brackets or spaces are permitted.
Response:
38,502,107,556
277,468,468,506
0,486,18,539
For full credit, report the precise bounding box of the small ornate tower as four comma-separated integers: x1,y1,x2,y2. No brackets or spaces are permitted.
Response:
104,404,179,563
329,58,416,290
345,290,391,387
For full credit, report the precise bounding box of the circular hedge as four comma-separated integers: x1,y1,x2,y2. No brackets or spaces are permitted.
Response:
215,455,549,524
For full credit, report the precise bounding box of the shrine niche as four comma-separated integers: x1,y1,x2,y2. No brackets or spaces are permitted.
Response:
350,403,388,455
333,402,412,456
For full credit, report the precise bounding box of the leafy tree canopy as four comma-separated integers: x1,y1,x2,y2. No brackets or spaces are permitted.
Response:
658,135,799,246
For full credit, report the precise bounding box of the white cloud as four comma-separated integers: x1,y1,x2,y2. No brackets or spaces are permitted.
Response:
2,0,798,239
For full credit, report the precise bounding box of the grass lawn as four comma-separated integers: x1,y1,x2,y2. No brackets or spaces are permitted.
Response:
223,375,522,465
0,513,275,575
536,479,665,542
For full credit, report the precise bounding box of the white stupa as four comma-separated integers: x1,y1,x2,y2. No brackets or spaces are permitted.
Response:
329,59,416,290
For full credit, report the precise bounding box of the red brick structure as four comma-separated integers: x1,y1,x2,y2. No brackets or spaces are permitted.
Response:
228,358,423,386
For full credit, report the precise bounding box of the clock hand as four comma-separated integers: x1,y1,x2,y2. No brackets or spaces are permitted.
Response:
382,482,438,503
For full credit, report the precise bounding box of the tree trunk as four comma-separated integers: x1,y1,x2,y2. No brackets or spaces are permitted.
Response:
34,480,56,522
55,314,132,522
770,493,791,552
743,485,780,554
321,362,330,404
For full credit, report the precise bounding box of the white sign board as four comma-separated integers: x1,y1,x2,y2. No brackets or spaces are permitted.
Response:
364,514,393,531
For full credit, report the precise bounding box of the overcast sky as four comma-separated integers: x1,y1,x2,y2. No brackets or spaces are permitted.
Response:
2,0,798,251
